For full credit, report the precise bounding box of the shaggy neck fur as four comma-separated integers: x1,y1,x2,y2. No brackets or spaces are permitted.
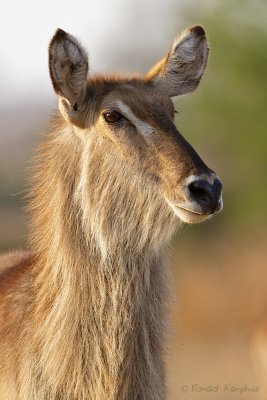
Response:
26,116,178,400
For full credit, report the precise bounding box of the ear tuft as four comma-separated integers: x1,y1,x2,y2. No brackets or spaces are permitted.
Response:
51,28,68,41
49,28,88,107
189,25,205,37
145,25,209,97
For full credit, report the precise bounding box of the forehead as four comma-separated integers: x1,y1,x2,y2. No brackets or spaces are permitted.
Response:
89,75,175,118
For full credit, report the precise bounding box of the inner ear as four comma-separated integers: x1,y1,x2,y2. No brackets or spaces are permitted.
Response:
49,28,88,108
145,25,209,97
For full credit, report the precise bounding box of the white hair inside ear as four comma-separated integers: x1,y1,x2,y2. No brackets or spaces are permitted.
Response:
145,25,209,97
49,28,88,106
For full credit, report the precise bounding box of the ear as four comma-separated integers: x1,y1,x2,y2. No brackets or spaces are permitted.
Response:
145,25,209,97
49,28,88,113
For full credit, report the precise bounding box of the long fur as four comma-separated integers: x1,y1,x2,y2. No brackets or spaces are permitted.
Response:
0,116,178,400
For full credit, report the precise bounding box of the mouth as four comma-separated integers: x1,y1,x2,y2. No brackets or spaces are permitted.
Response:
167,196,223,224
177,206,203,215
174,206,213,223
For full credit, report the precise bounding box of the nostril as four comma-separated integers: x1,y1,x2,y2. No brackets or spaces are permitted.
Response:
189,181,209,198
188,179,216,211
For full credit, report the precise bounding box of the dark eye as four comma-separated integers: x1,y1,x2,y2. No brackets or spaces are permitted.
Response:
103,110,122,123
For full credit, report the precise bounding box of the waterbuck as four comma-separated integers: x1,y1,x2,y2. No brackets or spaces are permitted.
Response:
0,26,222,399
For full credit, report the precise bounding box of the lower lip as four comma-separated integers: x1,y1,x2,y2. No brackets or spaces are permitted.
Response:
177,200,223,216
176,206,205,216
174,206,213,223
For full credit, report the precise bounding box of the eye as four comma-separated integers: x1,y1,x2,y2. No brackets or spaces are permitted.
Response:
103,110,122,123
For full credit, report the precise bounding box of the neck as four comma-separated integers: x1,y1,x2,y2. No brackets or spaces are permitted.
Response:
28,118,177,399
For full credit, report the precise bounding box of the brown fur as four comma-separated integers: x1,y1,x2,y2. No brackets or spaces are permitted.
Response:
0,26,221,399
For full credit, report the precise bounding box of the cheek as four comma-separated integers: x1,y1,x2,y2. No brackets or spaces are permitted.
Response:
154,158,185,202
160,184,185,204
99,123,148,161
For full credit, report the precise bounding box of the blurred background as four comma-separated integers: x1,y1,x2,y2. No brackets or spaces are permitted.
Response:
1,0,266,398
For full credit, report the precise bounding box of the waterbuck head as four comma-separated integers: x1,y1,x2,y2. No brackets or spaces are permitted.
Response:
48,26,222,231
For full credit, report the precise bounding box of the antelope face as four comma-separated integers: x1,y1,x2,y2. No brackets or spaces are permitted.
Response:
49,26,223,224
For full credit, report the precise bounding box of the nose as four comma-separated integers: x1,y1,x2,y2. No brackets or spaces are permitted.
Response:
188,178,223,214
